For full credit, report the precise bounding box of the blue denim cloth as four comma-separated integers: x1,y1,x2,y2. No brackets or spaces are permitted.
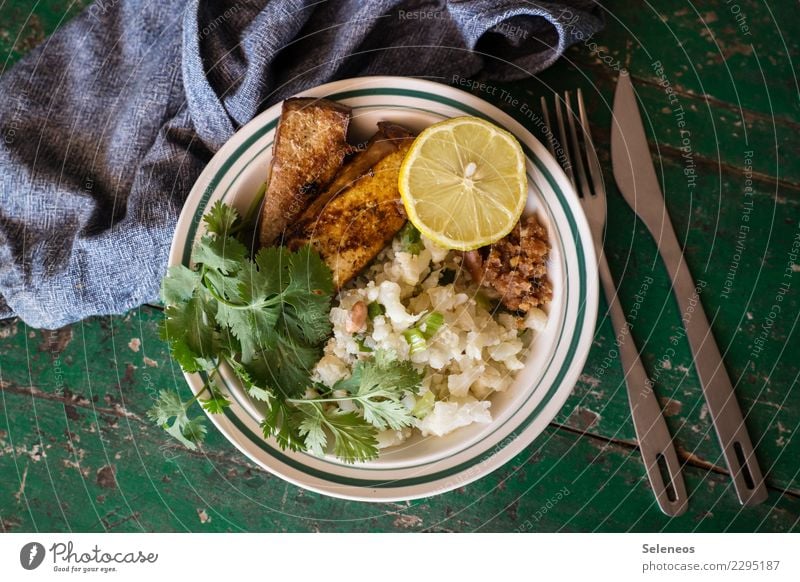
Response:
0,0,602,328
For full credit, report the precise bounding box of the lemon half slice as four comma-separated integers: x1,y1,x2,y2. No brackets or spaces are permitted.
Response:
398,116,527,251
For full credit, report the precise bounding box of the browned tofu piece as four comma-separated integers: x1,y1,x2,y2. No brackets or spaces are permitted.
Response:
285,122,415,288
258,98,351,246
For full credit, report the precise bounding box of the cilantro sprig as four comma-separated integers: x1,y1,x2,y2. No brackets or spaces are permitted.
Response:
288,353,421,459
150,201,422,462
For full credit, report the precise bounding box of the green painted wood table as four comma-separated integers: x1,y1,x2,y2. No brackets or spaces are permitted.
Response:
1,1,797,532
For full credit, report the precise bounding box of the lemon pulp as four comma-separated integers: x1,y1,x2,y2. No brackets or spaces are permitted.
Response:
398,116,527,251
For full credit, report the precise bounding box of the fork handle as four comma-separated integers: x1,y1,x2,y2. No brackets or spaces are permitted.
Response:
597,251,688,516
656,222,768,505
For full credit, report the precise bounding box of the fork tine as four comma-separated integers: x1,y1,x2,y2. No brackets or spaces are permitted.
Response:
540,96,557,161
577,88,605,200
564,91,593,199
552,94,577,189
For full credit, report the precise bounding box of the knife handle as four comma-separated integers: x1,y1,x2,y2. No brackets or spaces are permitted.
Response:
597,251,688,516
657,222,768,505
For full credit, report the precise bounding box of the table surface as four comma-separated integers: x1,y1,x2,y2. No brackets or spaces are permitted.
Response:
0,1,797,533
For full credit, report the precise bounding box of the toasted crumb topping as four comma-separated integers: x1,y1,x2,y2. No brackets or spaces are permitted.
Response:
468,215,553,312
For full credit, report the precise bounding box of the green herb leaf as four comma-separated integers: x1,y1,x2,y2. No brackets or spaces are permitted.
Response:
147,390,207,450
215,300,279,363
398,222,423,254
180,417,208,444
156,202,338,458
200,390,231,414
261,399,306,453
333,356,422,430
147,390,185,426
355,337,373,353
242,334,321,398
204,199,240,237
160,295,218,373
247,385,274,402
298,409,328,457
280,246,335,344
294,402,379,463
252,246,292,296
192,234,248,274
326,409,380,463
161,265,201,305
285,245,336,299
227,358,274,402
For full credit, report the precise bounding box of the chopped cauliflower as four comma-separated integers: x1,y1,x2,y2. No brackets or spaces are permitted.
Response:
417,399,492,437
313,354,350,387
312,232,548,446
377,281,421,330
376,428,412,449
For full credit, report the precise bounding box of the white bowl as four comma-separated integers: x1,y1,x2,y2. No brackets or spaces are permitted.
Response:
169,76,598,501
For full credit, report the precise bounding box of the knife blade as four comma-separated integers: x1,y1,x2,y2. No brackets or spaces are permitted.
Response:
610,71,768,505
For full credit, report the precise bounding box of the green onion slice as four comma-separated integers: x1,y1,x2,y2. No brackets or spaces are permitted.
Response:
420,311,444,338
412,391,436,419
402,328,427,355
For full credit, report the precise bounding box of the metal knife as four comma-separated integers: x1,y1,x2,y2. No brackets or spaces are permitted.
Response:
610,71,768,505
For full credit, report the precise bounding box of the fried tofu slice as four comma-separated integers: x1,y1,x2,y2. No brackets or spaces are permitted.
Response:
258,98,351,246
286,122,415,288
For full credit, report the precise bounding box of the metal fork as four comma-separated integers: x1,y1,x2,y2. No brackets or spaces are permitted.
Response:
542,90,688,516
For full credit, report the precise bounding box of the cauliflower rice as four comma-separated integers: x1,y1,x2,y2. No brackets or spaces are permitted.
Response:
312,233,548,447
